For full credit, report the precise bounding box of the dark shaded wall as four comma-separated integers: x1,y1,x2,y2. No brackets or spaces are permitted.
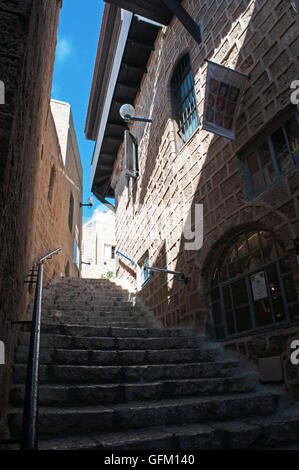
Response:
0,0,61,437
113,0,299,392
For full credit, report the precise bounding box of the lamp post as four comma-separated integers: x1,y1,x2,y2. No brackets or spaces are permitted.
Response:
80,197,94,208
119,104,152,123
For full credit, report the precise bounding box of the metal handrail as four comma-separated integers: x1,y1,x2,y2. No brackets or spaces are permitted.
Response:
116,250,136,266
144,266,188,284
116,250,188,283
21,248,61,450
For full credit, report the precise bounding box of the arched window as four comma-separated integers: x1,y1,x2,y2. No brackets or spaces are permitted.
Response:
65,261,70,277
68,192,74,232
211,230,299,339
171,53,199,144
48,166,56,203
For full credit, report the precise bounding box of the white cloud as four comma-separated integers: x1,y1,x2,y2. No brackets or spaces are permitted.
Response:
56,37,72,63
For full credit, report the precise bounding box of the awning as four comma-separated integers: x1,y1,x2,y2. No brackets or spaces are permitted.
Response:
86,8,161,200
104,0,176,25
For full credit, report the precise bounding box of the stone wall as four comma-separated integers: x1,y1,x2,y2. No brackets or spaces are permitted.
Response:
28,101,83,286
81,210,116,279
113,0,299,382
0,0,61,438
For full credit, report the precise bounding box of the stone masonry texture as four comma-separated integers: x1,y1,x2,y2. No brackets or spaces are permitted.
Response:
7,277,299,449
112,0,299,391
0,0,61,438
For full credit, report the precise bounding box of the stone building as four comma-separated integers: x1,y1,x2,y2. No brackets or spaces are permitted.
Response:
0,0,62,437
86,0,299,393
29,98,83,284
81,209,116,279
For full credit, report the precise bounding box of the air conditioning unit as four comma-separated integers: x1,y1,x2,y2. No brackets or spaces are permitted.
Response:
291,0,299,13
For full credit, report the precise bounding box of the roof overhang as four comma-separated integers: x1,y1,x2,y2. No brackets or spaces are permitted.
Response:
104,0,176,25
85,4,162,201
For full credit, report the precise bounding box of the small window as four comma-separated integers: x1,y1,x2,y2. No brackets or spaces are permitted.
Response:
242,111,299,198
171,53,199,144
104,244,115,260
124,130,138,179
140,254,150,287
48,166,56,203
211,230,299,340
73,241,80,268
65,261,70,277
68,192,74,232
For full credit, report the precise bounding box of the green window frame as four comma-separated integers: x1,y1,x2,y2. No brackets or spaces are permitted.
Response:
171,53,199,144
242,111,299,199
211,230,299,340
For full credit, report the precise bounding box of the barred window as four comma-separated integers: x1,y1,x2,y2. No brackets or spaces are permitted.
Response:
68,192,74,232
242,111,299,198
48,166,56,204
211,230,299,340
171,53,199,144
139,252,150,288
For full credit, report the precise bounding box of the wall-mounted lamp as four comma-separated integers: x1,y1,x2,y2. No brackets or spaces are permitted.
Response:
119,104,152,123
291,0,299,13
80,197,94,208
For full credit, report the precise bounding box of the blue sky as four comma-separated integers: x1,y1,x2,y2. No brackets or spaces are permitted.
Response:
51,0,112,223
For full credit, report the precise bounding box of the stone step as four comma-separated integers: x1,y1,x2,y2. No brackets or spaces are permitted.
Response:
45,307,141,314
14,346,219,366
20,323,195,338
10,373,258,407
17,332,203,350
13,360,239,384
42,309,148,317
36,412,299,450
41,314,154,325
8,391,281,437
48,280,128,291
43,320,156,328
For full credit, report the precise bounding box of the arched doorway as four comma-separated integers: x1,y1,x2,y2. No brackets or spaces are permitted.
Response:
65,260,70,277
210,230,299,340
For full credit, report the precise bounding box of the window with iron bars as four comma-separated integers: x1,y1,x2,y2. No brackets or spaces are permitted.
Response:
171,53,199,144
241,110,299,199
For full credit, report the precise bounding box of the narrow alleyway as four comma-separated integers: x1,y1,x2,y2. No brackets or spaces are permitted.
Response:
8,278,299,450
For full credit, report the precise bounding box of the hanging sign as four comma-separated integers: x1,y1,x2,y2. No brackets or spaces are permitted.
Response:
250,271,268,301
202,60,249,140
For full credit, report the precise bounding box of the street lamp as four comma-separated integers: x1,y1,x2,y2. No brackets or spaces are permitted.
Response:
80,197,94,208
119,104,152,123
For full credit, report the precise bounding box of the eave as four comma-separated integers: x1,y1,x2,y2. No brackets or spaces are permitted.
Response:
86,6,162,201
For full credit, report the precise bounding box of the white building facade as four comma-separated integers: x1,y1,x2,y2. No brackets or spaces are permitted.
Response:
81,209,116,279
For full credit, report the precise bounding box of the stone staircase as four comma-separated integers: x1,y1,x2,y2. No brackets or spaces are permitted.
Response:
8,277,299,450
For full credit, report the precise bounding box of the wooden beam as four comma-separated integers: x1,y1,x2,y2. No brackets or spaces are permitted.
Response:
107,121,127,130
105,134,122,142
113,98,135,107
101,153,115,160
127,38,155,51
161,0,202,44
105,0,172,25
122,62,147,74
117,82,140,94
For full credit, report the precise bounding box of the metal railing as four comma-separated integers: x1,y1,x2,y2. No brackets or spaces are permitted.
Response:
0,248,61,450
116,250,136,266
21,248,61,450
116,250,188,283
